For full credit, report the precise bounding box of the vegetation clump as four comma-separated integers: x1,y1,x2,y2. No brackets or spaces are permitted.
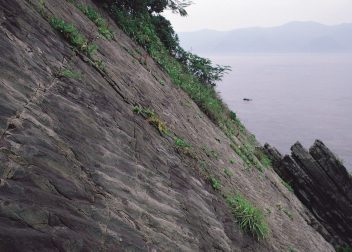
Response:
108,2,232,126
57,68,82,80
336,245,352,252
281,180,294,193
174,137,194,156
230,143,264,172
77,4,114,40
132,106,168,135
224,168,233,177
49,17,98,57
226,194,269,239
209,176,221,190
202,146,219,160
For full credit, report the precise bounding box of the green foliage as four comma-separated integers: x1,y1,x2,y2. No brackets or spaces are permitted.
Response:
230,143,264,172
174,137,191,149
49,17,98,57
209,176,221,190
283,208,293,221
336,155,345,166
58,69,82,80
288,245,297,252
202,146,219,160
226,194,269,240
229,111,237,121
261,155,272,168
229,159,235,164
110,5,231,125
151,15,179,55
176,48,231,86
174,137,194,157
254,149,272,168
39,0,46,16
77,4,114,40
132,106,168,134
224,168,233,177
110,0,191,16
336,245,352,252
281,180,294,193
94,59,105,71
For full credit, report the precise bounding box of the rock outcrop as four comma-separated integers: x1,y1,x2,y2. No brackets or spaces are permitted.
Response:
264,140,352,247
0,0,337,251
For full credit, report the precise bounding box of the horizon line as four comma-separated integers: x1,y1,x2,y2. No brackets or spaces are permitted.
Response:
176,21,352,33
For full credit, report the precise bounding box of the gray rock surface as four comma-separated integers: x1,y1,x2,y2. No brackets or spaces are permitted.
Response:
264,140,352,247
0,0,335,251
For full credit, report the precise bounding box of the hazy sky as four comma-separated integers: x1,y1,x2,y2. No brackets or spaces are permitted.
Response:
163,0,352,32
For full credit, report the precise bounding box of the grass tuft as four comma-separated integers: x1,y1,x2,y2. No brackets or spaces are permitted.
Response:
57,69,82,80
209,176,221,190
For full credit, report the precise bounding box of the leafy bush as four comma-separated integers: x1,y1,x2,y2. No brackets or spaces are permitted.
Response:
109,0,191,16
226,194,269,239
151,15,179,55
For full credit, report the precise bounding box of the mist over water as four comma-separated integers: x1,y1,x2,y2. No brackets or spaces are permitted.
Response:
210,53,352,171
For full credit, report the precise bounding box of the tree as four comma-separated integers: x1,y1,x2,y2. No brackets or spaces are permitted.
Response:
108,0,191,16
167,0,192,16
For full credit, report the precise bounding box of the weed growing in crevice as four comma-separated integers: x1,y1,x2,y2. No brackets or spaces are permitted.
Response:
276,203,294,221
254,148,272,168
283,208,294,221
76,3,114,40
133,105,195,157
230,143,264,172
281,180,294,193
174,137,190,148
202,146,219,160
224,168,233,177
209,176,221,190
226,194,269,240
132,106,168,135
288,245,297,252
57,68,82,80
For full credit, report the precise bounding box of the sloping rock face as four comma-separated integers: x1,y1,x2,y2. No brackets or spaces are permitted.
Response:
264,140,352,247
0,0,335,251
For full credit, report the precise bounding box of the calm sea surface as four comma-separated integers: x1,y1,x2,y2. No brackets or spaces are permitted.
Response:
209,53,352,171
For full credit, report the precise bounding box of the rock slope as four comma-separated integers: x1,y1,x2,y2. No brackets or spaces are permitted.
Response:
0,0,335,251
264,140,352,248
